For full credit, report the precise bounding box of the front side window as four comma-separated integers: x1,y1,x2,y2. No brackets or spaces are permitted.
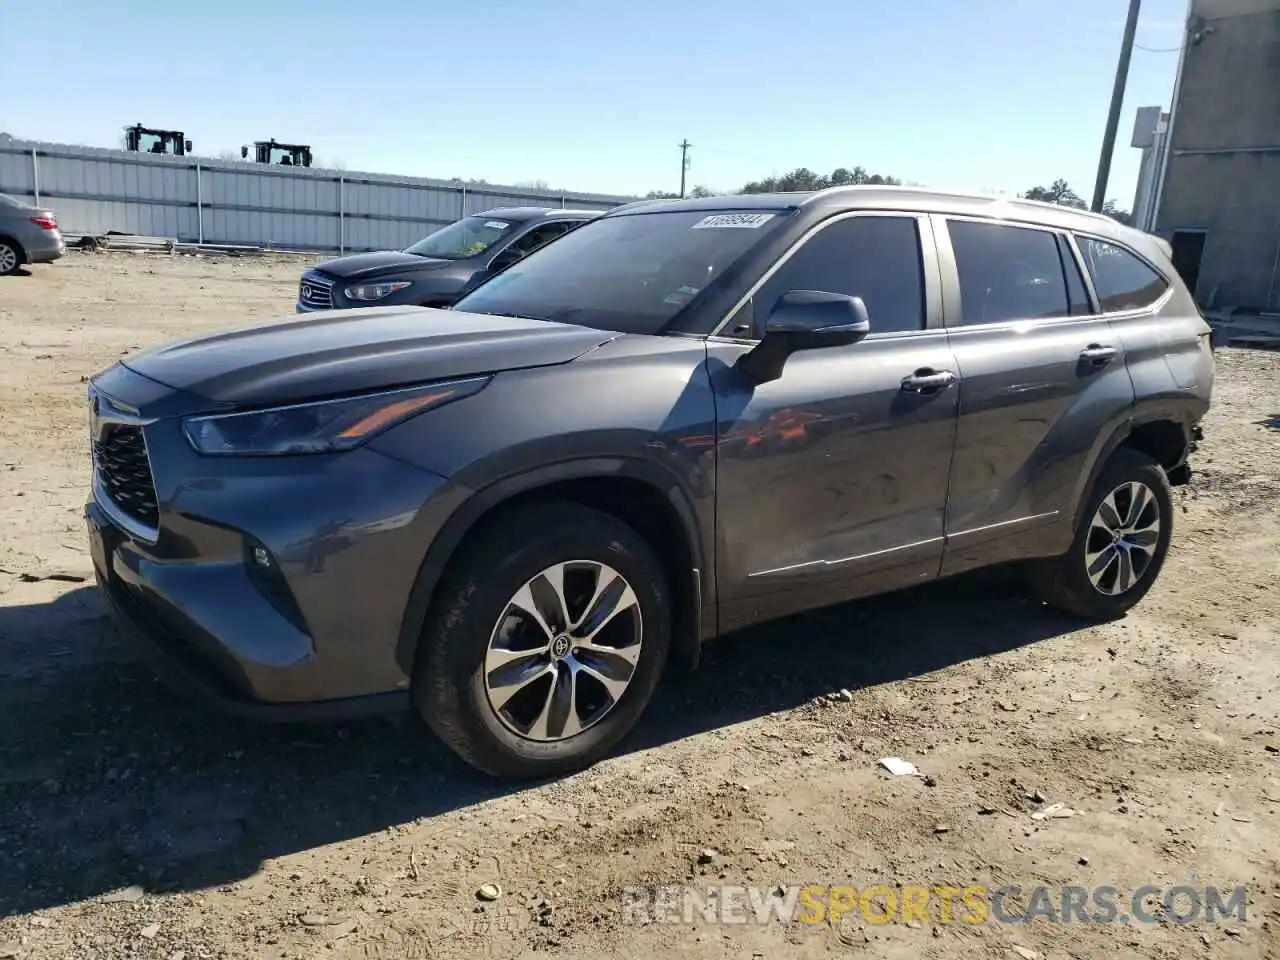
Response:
947,220,1070,325
404,216,513,260
752,216,925,336
454,209,788,335
1076,235,1169,312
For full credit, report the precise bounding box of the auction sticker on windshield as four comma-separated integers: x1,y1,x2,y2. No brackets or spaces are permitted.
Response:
692,213,776,229
484,221,510,230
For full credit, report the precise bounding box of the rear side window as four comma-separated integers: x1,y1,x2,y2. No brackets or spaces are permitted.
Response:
754,215,925,336
1075,236,1169,312
947,220,1070,325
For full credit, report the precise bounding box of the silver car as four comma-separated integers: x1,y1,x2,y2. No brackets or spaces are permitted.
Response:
0,193,65,276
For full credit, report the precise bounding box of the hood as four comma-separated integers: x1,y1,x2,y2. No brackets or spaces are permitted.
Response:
314,251,456,280
120,306,618,407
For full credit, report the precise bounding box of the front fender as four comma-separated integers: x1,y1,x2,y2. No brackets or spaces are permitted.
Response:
390,455,712,676
370,336,719,673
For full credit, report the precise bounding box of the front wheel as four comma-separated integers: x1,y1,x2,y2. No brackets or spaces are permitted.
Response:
1029,448,1173,620
412,503,671,778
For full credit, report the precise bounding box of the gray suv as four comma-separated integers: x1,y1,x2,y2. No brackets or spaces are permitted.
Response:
296,208,599,313
84,188,1213,779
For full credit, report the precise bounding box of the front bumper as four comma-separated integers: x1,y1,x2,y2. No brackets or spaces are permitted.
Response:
89,503,408,721
86,432,452,719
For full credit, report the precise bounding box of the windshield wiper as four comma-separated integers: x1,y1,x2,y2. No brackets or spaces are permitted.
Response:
478,309,549,322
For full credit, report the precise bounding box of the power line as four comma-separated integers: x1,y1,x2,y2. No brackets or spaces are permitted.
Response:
1135,42,1182,52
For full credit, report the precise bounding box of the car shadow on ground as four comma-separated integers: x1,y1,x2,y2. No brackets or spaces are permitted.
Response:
0,566,1083,916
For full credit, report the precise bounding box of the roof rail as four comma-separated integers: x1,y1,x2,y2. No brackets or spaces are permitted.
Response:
801,183,1122,227
604,197,672,214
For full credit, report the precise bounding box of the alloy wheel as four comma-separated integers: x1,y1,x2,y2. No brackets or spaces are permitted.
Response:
1085,481,1162,596
483,560,643,741
0,243,17,275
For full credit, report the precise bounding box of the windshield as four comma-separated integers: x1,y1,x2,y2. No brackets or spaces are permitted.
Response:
453,209,787,334
404,216,513,260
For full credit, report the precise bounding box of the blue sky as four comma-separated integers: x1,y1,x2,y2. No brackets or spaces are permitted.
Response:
3,0,1188,206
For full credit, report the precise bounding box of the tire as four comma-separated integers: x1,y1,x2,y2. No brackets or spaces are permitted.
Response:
0,238,24,276
1029,447,1173,620
412,502,672,779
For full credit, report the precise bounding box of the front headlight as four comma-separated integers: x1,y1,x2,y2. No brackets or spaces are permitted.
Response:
182,377,490,456
345,281,412,301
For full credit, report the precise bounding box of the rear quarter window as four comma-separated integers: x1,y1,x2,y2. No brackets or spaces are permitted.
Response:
1075,236,1169,313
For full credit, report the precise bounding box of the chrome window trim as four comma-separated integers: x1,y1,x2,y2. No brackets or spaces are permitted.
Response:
933,214,1174,333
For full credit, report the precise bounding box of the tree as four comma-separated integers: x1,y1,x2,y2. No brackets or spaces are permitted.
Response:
1022,178,1086,209
1022,179,1132,225
1101,199,1133,226
644,185,717,199
514,179,551,191
741,165,901,194
645,165,900,199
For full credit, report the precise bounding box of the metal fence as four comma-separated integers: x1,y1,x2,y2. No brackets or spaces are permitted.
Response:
0,138,634,253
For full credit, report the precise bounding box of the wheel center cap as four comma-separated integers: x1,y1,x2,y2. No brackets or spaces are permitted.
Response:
550,634,573,660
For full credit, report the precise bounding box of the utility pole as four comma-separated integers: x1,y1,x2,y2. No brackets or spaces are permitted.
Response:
679,140,691,198
1092,0,1142,212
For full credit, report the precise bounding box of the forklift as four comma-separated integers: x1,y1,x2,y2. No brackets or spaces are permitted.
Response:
242,139,313,167
123,123,191,156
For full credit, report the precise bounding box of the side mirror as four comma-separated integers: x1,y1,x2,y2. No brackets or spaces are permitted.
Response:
735,290,871,383
488,247,525,271
184,139,193,153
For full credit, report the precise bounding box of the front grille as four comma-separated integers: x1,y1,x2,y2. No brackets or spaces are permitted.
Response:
93,424,159,529
299,274,334,309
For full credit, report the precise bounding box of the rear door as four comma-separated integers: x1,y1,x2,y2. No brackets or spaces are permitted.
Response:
935,215,1136,576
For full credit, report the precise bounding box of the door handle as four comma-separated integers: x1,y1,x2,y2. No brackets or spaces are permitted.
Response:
900,368,956,393
1079,344,1118,366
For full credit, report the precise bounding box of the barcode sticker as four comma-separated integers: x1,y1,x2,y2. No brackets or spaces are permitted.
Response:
691,213,776,230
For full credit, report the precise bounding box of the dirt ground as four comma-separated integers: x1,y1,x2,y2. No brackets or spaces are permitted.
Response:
0,250,1278,960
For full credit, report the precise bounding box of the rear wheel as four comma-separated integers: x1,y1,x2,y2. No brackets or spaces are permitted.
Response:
0,239,23,276
1029,448,1173,620
412,502,671,778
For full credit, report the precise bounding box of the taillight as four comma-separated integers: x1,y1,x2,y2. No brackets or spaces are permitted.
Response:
30,214,57,231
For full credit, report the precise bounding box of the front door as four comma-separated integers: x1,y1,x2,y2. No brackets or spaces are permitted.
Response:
934,215,1137,577
708,212,961,632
